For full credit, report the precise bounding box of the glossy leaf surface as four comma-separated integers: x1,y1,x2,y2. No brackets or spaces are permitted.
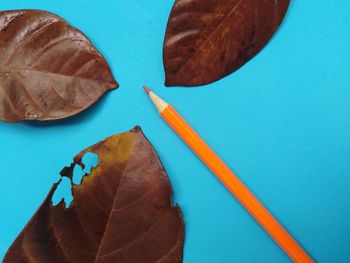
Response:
4,127,184,263
163,0,290,86
0,10,117,122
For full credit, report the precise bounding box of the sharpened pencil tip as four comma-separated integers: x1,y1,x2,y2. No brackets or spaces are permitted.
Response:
143,85,151,95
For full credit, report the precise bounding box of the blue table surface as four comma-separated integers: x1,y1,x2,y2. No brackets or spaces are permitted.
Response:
1,1,349,262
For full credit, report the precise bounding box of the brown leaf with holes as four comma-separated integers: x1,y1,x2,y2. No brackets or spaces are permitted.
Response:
163,0,290,87
3,127,184,263
0,10,118,122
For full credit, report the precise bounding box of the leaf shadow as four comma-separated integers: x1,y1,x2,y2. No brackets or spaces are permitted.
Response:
24,92,111,128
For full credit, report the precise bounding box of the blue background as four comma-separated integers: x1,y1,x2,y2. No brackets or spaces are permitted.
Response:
0,1,349,262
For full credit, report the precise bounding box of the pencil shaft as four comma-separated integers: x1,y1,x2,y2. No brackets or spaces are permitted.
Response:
161,105,313,263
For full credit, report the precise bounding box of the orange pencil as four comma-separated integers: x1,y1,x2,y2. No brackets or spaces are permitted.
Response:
144,86,313,263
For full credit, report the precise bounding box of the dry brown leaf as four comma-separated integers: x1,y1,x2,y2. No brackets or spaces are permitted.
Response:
4,127,184,263
0,10,118,122
163,0,290,86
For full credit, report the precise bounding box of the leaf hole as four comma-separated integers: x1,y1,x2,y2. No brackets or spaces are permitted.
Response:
51,177,73,208
51,152,99,208
73,152,99,185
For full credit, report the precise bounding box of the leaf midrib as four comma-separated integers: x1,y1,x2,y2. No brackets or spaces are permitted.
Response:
93,136,137,263
0,64,112,84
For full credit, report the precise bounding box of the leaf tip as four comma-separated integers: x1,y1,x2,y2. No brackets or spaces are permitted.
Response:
164,76,177,87
131,125,142,132
110,79,119,89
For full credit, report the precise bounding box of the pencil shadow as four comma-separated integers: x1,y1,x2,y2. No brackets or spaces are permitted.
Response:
24,93,111,128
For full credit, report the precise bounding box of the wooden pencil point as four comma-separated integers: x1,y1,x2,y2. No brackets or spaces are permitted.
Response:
143,85,151,95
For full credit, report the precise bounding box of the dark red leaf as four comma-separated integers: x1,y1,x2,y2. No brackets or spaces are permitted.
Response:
3,127,184,263
0,10,118,122
163,0,290,87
